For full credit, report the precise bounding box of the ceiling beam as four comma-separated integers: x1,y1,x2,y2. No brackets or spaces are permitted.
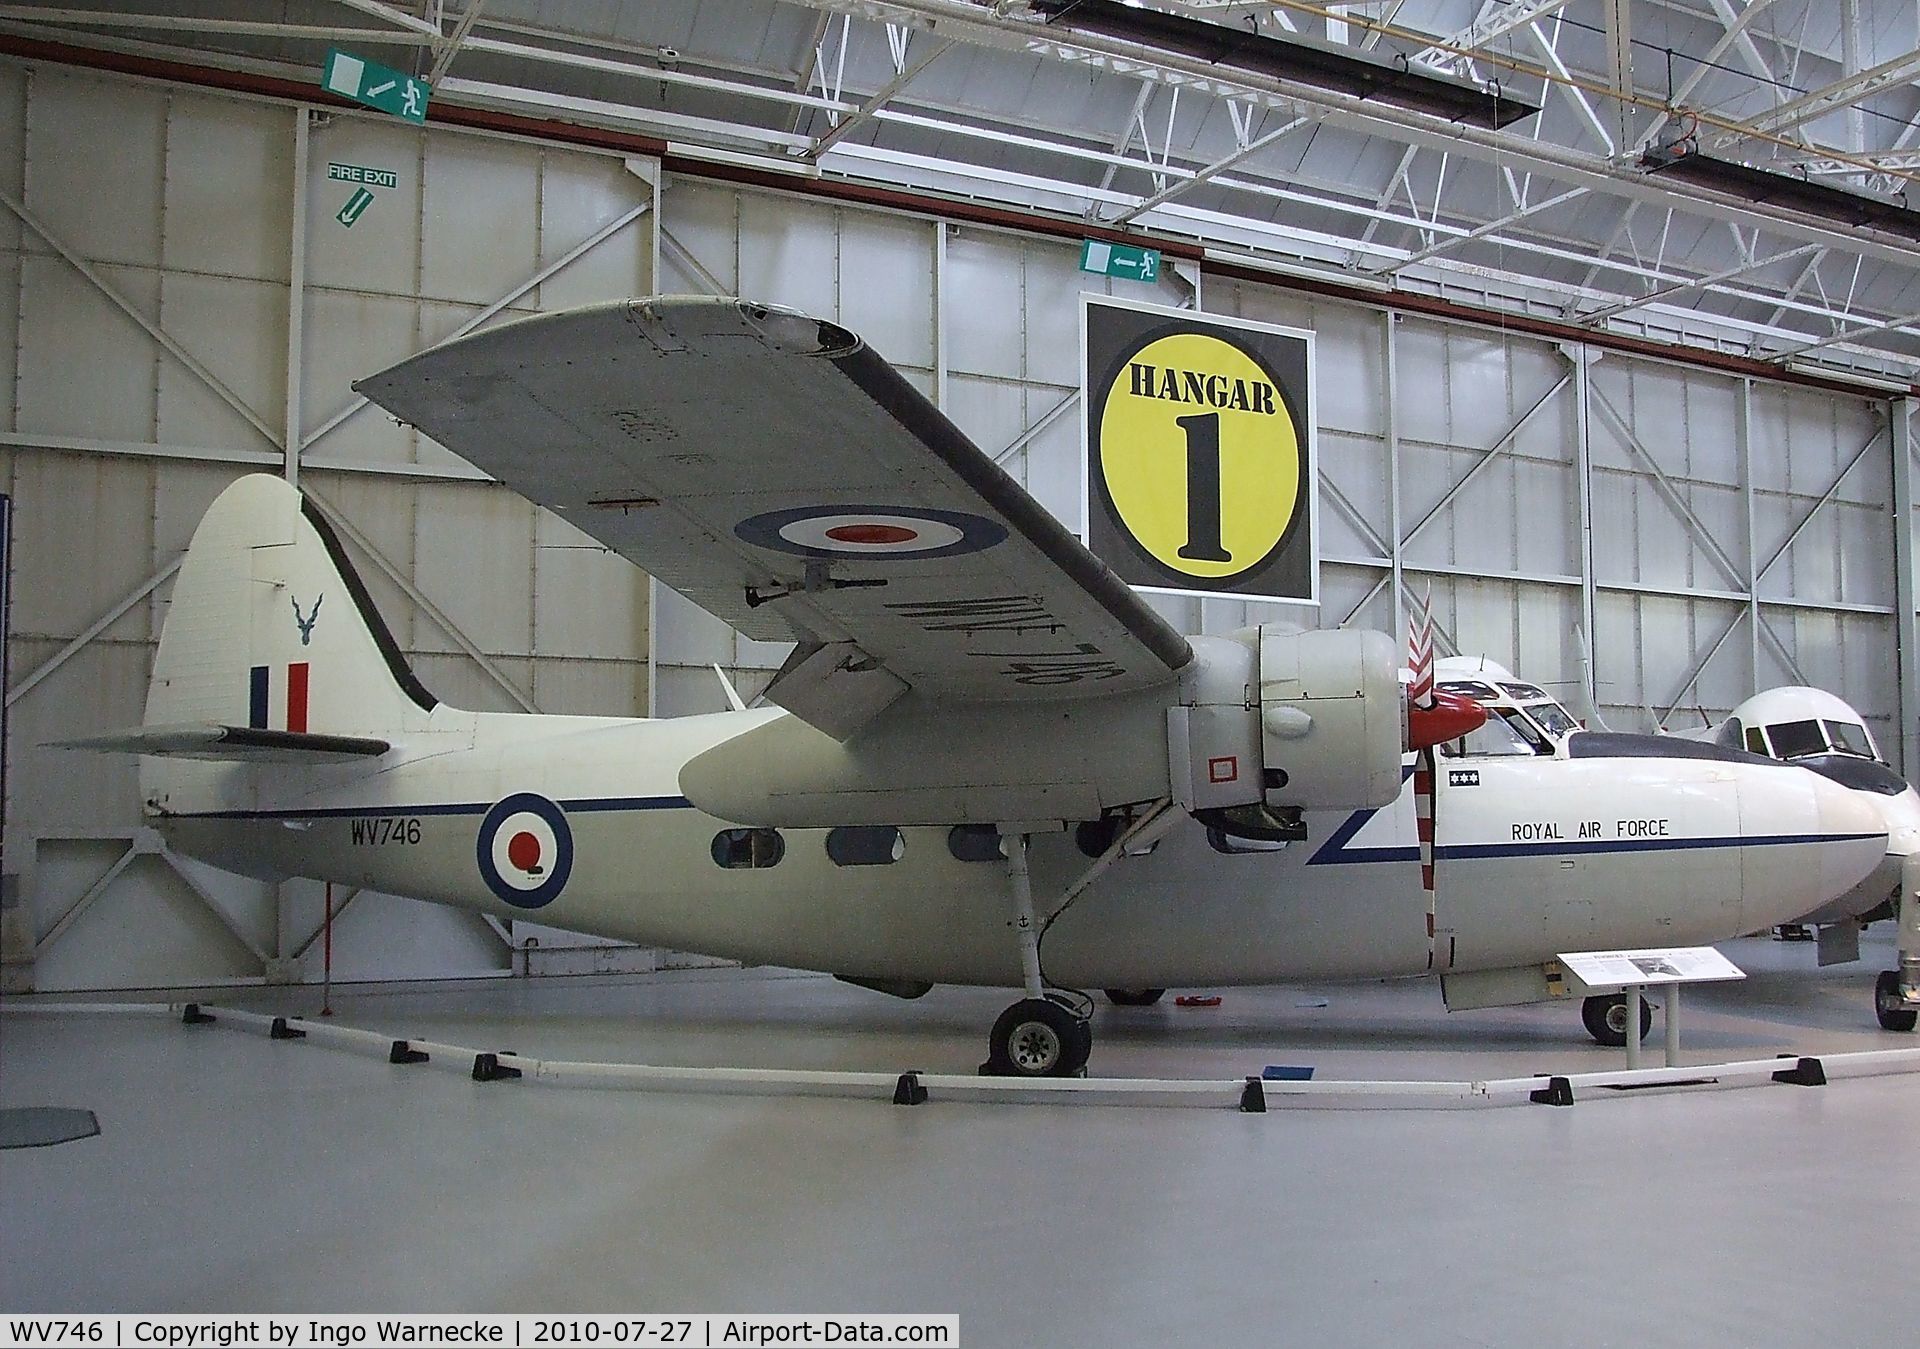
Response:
1110,111,1309,224
1408,0,1579,75
810,37,953,157
1715,48,1920,144
428,0,486,86
0,6,431,44
326,0,440,41
1370,185,1587,273
1643,0,1778,144
1580,241,1821,323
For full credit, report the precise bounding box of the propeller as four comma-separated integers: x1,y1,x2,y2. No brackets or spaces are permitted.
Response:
1403,585,1485,971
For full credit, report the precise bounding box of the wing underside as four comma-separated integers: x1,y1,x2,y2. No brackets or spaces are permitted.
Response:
355,297,1192,737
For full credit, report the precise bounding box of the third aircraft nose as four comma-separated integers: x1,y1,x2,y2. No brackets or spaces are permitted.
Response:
1812,771,1892,907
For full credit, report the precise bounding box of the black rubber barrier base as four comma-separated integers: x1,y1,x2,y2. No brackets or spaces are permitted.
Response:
472,1052,522,1082
1772,1056,1827,1087
1530,1076,1575,1106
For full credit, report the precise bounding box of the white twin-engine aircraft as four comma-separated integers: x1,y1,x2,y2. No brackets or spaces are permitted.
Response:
1423,656,1920,1034
1671,686,1920,1030
67,298,1892,1076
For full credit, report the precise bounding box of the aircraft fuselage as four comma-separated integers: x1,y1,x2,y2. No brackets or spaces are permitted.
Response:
150,704,1886,990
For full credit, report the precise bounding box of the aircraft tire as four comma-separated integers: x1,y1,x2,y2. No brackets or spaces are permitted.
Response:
1874,971,1917,1032
1581,993,1652,1047
1104,988,1166,1007
988,997,1091,1077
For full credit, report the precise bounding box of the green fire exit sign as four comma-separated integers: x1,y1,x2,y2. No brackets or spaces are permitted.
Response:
322,48,430,124
1080,238,1162,283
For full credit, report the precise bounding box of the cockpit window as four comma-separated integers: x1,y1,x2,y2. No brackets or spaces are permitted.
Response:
1498,709,1554,755
1438,680,1500,702
1527,702,1580,737
1823,720,1876,759
1500,681,1550,702
1743,724,1768,756
1439,713,1537,758
1766,719,1829,758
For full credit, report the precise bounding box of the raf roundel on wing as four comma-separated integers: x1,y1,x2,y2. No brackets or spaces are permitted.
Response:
735,505,1008,560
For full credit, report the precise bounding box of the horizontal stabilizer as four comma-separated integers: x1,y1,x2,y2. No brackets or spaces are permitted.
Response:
53,723,391,764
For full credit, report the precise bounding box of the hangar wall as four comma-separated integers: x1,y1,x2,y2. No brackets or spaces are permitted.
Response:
1,60,1912,992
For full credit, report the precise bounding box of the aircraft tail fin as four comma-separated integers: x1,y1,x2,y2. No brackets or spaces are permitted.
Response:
143,474,439,739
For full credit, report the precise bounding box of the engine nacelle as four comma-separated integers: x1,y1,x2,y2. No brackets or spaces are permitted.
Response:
1168,627,1404,816
1258,626,1403,811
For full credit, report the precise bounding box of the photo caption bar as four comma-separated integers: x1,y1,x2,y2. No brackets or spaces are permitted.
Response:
0,1316,958,1348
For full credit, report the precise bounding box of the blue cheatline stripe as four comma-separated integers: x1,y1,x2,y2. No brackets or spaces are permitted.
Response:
1436,831,1883,861
1310,830,1884,867
168,795,694,822
1306,764,1416,867
248,665,269,730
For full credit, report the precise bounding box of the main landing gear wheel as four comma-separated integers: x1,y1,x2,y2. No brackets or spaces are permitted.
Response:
1581,992,1653,1047
1103,987,1166,1007
986,997,1091,1077
1875,971,1918,1032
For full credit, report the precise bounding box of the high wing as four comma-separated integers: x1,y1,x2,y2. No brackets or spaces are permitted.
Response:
355,297,1192,738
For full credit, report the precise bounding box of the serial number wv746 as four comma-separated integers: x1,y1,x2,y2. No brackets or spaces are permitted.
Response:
349,816,421,846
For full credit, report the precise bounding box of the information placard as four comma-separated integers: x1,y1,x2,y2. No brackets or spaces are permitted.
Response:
1557,945,1746,992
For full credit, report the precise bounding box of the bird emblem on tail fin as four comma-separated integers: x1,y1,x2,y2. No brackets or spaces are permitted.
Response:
292,593,323,645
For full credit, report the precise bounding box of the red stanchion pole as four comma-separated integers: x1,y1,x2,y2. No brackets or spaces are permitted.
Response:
321,881,334,1017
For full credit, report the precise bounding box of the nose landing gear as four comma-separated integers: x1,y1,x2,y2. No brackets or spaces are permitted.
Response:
1879,856,1920,1032
1581,992,1653,1047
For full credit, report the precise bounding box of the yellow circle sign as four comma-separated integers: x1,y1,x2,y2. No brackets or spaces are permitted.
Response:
1094,331,1303,582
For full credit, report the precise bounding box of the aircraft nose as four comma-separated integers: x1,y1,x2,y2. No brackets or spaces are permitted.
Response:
1809,772,1888,912
1736,767,1886,933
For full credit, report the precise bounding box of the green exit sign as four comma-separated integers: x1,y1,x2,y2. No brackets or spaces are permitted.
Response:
322,48,429,124
328,161,399,189
1080,238,1162,283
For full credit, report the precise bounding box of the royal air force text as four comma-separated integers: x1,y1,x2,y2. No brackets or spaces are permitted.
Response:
1510,818,1671,841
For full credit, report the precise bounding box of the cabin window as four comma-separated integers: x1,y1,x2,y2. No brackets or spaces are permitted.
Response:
827,825,905,866
948,825,1005,863
711,827,784,869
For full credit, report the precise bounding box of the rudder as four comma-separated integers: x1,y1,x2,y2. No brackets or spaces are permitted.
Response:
146,474,438,737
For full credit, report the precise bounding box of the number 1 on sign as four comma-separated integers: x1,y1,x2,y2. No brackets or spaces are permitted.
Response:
1175,412,1231,562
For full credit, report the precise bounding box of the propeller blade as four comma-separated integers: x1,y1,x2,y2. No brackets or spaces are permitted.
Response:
1415,743,1438,964
1407,583,1435,710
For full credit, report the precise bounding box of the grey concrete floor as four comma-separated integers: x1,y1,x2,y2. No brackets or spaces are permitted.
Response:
2,932,1917,1347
